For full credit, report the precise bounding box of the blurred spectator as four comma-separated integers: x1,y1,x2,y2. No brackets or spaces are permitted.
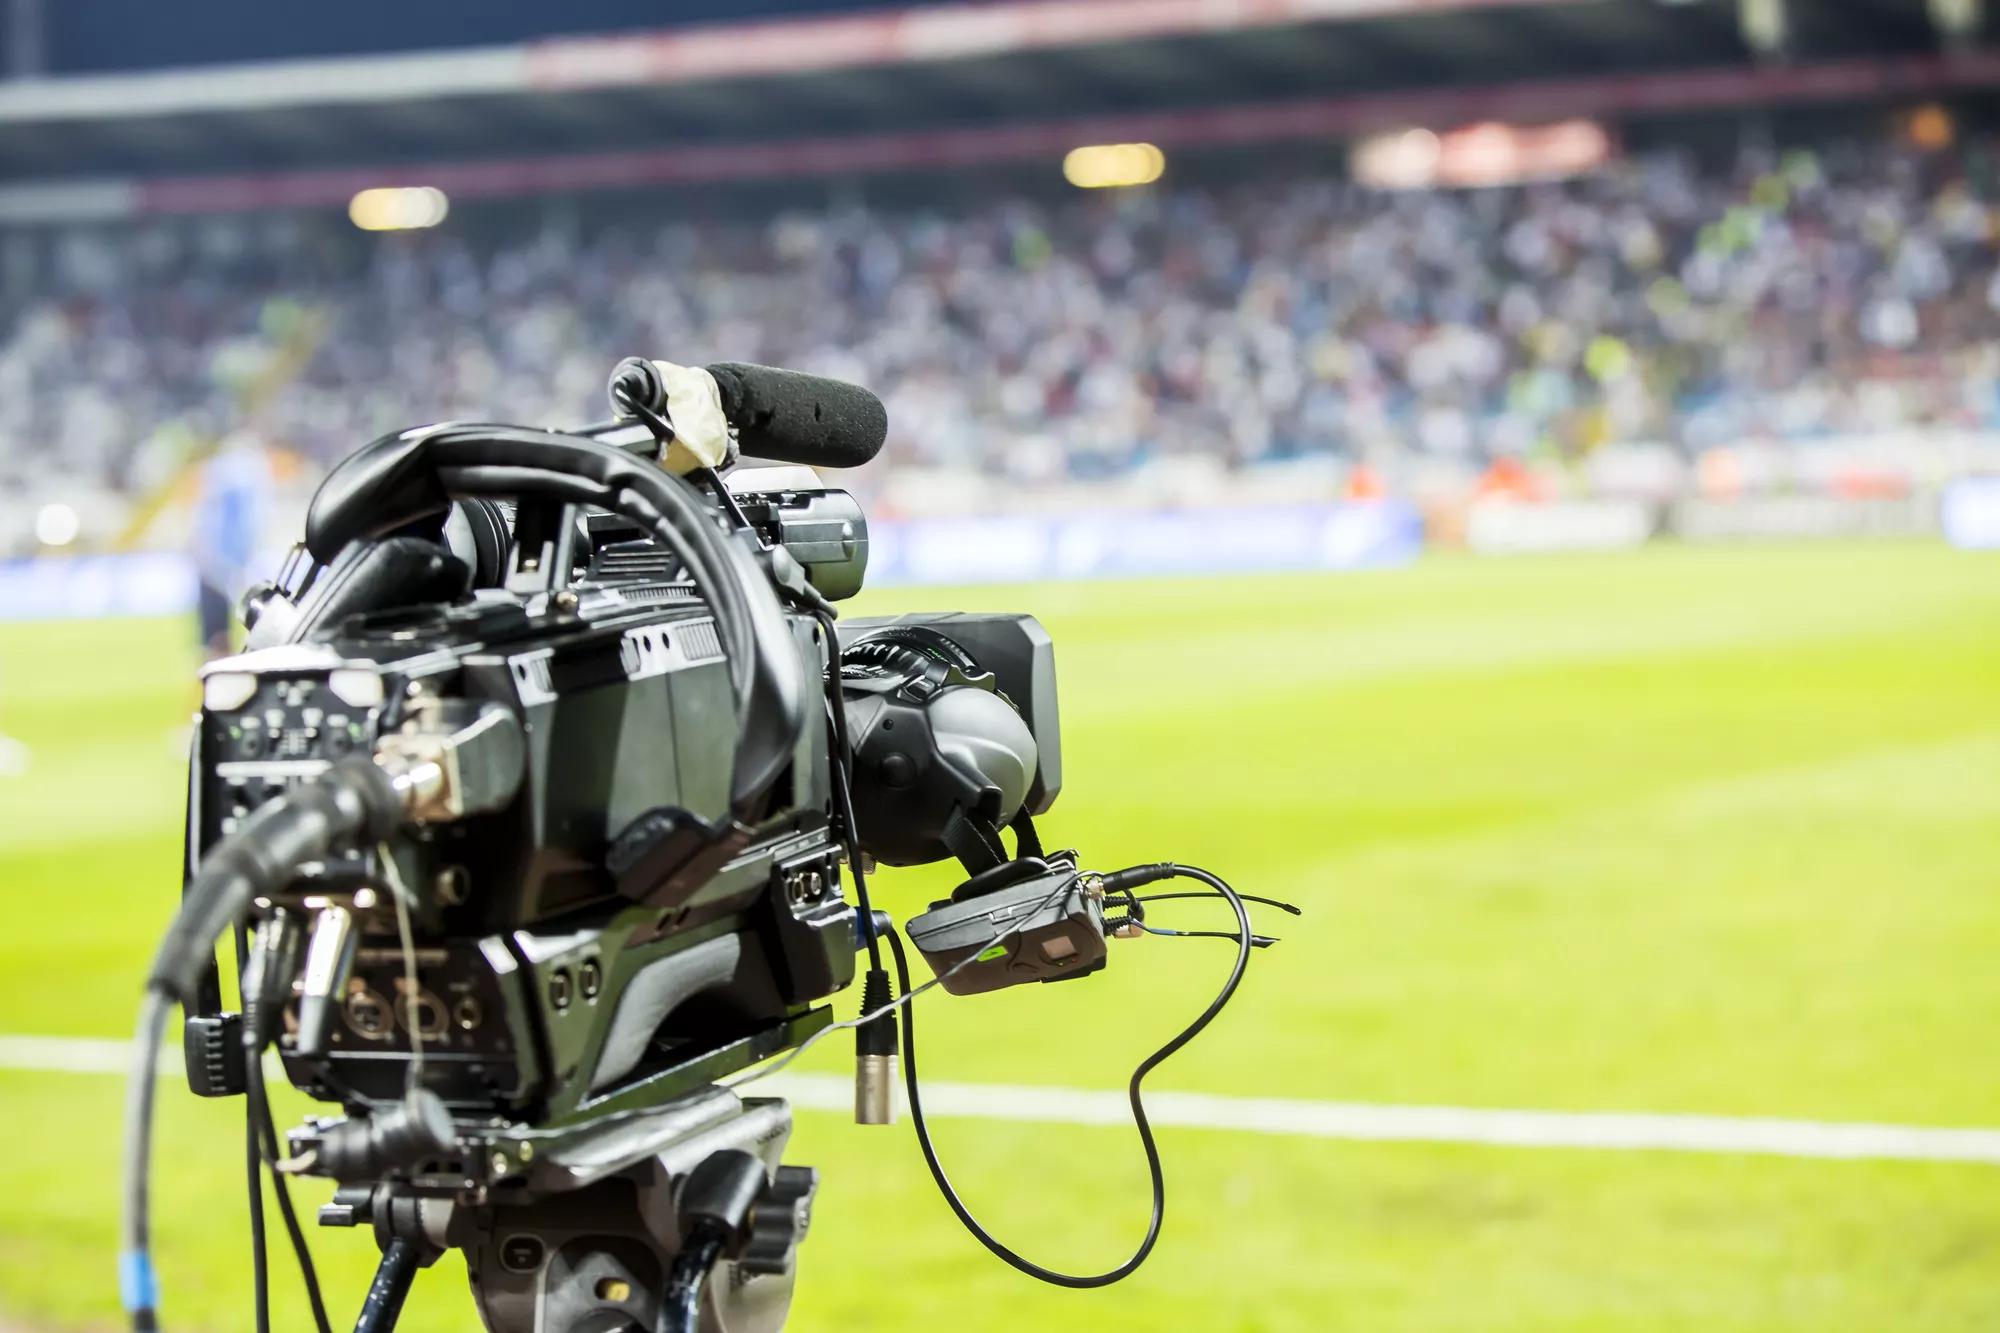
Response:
0,130,1996,534
190,432,274,655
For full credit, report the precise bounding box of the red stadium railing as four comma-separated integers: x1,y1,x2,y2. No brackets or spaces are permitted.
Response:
0,0,1586,125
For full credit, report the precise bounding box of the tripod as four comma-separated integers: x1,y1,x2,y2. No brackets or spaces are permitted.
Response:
318,1086,816,1333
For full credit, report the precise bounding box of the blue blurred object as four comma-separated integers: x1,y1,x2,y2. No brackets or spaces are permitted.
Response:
0,553,196,621
0,501,1423,620
869,502,1424,585
1941,477,2000,550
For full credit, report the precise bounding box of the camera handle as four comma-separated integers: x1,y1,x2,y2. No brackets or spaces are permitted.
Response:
320,1087,814,1333
298,421,807,819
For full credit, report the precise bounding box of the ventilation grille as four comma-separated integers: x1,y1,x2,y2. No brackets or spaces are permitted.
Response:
678,619,724,663
590,541,679,583
615,584,702,604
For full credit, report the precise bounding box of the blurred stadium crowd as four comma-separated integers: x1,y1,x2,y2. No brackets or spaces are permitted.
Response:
1,129,1997,543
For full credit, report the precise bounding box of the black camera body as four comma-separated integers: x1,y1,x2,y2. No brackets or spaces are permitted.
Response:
130,363,1264,1333
195,454,1059,1131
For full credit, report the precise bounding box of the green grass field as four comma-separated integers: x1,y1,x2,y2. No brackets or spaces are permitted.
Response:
2,541,1997,1331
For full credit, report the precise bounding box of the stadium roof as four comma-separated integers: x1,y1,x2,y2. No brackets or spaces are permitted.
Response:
0,0,1964,170
0,53,1978,227
0,0,1979,215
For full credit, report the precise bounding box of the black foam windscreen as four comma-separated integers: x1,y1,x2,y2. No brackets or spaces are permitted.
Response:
705,362,887,469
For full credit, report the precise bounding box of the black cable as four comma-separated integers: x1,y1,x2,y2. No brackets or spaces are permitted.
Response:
421,426,760,756
1135,921,1279,947
725,866,1081,1092
144,759,402,1007
123,761,401,1331
232,926,270,1333
609,383,675,449
600,382,756,728
248,1056,333,1333
120,990,169,1331
661,1223,730,1333
235,914,333,1333
246,1104,269,1332
691,466,756,534
809,605,882,971
886,863,1253,1288
1136,890,1302,915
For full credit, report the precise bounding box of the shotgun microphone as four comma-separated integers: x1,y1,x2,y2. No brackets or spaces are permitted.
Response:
608,358,888,471
707,362,887,469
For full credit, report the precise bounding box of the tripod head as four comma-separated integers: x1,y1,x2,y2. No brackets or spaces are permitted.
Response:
326,1087,809,1333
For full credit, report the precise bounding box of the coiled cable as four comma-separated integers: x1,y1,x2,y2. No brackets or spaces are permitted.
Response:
887,863,1255,1288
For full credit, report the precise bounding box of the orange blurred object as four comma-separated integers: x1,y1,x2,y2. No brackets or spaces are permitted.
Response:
1908,104,1955,152
1697,448,1745,500
1474,456,1544,502
1345,463,1388,501
1830,469,1911,500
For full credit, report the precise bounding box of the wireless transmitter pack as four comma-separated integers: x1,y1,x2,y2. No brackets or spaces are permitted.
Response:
904,857,1108,995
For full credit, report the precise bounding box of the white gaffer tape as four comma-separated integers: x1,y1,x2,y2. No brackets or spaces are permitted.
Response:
6,1034,1996,1166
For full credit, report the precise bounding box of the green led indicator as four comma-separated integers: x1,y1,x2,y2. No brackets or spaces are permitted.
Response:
975,944,1008,963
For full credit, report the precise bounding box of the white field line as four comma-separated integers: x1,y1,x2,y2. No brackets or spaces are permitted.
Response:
7,1034,1997,1166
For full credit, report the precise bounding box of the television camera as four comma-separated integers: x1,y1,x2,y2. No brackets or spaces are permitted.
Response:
121,357,1285,1333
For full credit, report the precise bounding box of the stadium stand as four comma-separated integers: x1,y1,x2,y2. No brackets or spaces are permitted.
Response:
3,133,1997,513
1,0,1997,556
